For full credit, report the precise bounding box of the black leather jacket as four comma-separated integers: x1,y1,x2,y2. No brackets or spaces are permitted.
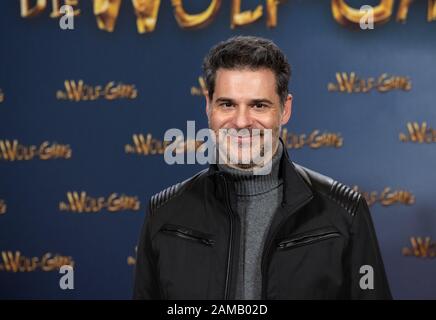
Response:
133,147,392,300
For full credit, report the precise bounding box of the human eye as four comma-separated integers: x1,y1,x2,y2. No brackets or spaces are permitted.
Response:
252,103,268,110
219,101,234,108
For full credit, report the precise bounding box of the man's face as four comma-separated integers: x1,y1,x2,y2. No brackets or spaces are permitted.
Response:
206,68,292,170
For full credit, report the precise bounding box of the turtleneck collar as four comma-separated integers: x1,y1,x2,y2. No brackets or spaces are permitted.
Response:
217,142,283,196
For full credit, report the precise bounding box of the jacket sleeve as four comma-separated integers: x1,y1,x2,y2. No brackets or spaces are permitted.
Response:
348,197,392,299
133,202,160,299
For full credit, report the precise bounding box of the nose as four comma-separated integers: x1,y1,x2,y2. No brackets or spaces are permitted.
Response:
232,106,253,129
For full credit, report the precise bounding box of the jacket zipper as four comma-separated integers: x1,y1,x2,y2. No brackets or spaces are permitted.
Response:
261,195,314,299
221,174,235,300
277,230,340,250
160,225,215,246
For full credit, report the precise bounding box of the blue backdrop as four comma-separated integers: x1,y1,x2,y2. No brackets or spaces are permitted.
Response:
0,0,435,299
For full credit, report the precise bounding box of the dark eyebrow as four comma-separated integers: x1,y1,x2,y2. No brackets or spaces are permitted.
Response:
250,99,273,105
214,97,274,105
215,97,234,104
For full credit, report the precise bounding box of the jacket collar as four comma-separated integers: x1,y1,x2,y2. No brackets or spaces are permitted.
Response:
208,138,313,213
278,139,314,211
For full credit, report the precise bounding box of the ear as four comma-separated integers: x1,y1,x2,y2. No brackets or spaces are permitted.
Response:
280,94,292,125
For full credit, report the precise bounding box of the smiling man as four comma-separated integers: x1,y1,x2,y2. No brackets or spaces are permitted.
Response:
133,36,392,300
209,66,286,175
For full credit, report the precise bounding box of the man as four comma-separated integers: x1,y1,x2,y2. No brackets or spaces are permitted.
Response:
133,36,392,300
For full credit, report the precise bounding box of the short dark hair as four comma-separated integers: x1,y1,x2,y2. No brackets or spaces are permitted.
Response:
202,36,291,106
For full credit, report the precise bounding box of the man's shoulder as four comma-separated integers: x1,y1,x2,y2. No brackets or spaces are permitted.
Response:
293,163,362,217
147,163,364,217
149,168,208,212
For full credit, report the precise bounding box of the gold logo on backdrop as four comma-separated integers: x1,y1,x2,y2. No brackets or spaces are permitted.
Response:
20,0,285,33
0,200,6,215
328,73,411,93
281,128,343,149
399,122,436,143
57,80,138,102
0,89,4,103
353,186,415,207
0,251,75,272
125,134,170,155
402,237,436,258
20,0,436,32
332,0,436,27
127,246,137,266
0,140,72,161
191,76,207,97
59,192,141,213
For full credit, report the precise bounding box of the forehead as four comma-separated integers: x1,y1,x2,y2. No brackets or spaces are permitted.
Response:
213,68,278,100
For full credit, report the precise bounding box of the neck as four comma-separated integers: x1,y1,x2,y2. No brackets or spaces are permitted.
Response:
217,142,283,196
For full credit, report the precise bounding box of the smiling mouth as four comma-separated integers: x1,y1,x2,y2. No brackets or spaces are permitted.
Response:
236,136,251,142
225,135,261,143
226,133,263,142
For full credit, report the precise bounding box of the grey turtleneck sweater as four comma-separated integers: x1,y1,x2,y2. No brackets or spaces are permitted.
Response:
218,143,284,300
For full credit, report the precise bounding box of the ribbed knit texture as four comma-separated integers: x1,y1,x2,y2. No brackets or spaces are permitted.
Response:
218,143,283,299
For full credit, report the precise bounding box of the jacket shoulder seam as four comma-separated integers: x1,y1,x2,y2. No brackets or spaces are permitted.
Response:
294,163,361,216
149,169,207,212
329,180,361,217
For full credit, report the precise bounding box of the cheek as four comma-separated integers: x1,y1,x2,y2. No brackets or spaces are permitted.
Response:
209,111,231,129
255,114,281,130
